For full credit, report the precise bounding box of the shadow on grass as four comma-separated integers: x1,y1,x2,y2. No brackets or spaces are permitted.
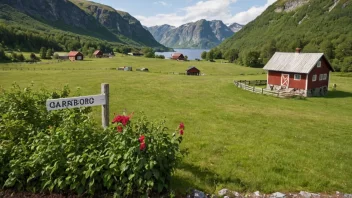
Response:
172,162,248,195
326,90,352,98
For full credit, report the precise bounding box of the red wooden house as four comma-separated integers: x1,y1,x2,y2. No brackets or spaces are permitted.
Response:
171,53,184,61
263,48,334,97
186,66,200,76
68,51,84,61
93,50,103,58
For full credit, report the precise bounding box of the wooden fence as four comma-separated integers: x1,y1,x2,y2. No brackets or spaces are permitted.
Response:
234,80,306,98
237,80,267,86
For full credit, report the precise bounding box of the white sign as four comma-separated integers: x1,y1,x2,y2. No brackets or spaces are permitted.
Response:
46,94,106,111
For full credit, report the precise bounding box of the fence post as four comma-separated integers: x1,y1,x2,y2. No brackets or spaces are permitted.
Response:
253,86,255,92
262,88,264,94
101,83,110,129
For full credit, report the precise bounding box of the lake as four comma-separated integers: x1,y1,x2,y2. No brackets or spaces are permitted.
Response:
155,49,210,60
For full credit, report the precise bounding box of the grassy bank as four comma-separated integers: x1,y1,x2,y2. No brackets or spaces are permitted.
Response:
1,56,352,194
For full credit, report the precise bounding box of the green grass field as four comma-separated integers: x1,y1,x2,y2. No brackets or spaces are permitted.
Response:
1,56,352,194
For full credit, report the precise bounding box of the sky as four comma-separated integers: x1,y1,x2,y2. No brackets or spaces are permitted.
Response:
92,0,277,27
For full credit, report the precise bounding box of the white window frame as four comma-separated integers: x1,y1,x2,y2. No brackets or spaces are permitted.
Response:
294,74,301,81
317,61,321,68
323,73,327,80
312,74,317,82
319,74,323,81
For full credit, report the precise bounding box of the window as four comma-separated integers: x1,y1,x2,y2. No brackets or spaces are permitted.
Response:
312,74,317,82
323,74,327,80
319,74,323,81
294,74,301,80
317,61,321,68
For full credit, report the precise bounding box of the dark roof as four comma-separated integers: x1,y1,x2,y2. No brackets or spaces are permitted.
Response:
68,51,82,57
187,66,200,71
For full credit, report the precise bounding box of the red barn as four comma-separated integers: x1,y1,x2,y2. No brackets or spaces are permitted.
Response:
93,50,103,58
68,51,84,61
263,48,334,97
186,66,200,76
171,53,184,60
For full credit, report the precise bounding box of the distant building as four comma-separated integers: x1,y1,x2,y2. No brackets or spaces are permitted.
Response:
128,52,143,56
171,53,184,61
137,68,149,72
186,66,200,76
68,51,84,61
263,48,334,97
93,50,103,58
117,66,133,71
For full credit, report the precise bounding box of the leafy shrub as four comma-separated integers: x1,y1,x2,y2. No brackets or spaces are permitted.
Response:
0,84,185,196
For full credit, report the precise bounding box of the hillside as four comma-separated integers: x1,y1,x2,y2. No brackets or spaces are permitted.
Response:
0,0,168,52
70,0,165,49
146,19,234,49
217,0,352,71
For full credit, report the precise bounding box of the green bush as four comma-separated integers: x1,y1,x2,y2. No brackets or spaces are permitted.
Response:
0,84,185,196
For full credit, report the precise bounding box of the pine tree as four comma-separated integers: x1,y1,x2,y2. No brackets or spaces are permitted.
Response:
46,48,53,59
40,47,47,59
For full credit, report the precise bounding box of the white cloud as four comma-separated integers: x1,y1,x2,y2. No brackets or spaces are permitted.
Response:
228,0,277,24
153,1,172,7
136,0,277,27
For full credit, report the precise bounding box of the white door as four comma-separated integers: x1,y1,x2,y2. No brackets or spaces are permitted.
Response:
281,74,289,88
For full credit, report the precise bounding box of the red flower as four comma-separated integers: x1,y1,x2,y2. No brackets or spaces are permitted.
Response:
179,122,185,130
140,142,146,151
112,115,130,126
117,125,123,132
139,135,145,143
179,129,184,136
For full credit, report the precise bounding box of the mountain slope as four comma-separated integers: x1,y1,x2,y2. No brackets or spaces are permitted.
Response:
147,19,235,49
0,0,168,51
70,0,166,49
147,25,176,42
217,0,352,70
0,0,118,41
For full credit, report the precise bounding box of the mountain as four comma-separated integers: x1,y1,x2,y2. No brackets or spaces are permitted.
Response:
147,25,176,42
217,0,352,71
70,0,164,49
228,23,244,32
0,0,168,51
146,19,235,49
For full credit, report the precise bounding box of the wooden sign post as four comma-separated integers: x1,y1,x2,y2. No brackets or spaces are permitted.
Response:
101,83,109,129
46,83,110,128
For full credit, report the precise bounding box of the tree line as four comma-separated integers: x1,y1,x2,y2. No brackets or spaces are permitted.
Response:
203,37,352,72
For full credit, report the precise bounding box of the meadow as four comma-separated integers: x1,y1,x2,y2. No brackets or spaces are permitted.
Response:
1,55,352,194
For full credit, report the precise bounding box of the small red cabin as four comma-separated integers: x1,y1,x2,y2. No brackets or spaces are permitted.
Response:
263,49,334,97
186,66,200,76
171,53,184,61
68,51,84,61
93,50,103,58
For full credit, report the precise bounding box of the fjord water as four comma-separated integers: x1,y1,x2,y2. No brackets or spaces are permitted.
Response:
155,49,210,60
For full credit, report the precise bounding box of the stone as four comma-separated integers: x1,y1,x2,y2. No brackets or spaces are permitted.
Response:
344,194,352,198
233,191,240,197
254,191,260,196
311,193,320,198
300,191,312,198
218,189,230,197
224,196,230,198
187,189,206,198
271,192,286,198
